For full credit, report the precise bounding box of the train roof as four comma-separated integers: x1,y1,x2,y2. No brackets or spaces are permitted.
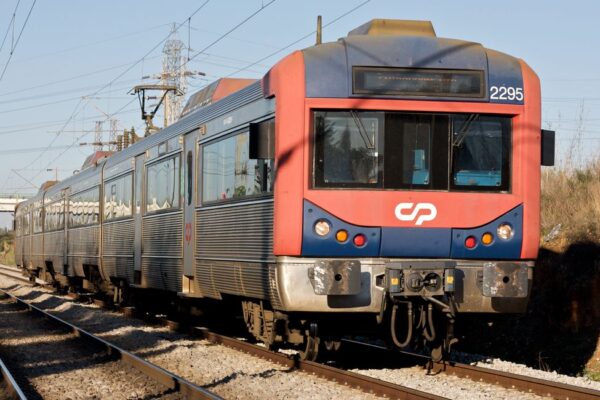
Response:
18,18,529,211
301,19,524,103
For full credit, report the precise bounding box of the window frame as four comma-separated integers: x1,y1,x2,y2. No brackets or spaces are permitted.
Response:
144,152,182,215
103,172,134,222
68,186,100,228
449,115,512,192
311,109,512,194
43,199,65,233
199,128,274,206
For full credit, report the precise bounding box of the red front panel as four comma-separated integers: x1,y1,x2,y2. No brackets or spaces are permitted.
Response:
269,53,541,259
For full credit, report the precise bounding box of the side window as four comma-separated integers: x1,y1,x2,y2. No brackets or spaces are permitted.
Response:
146,155,180,213
202,129,274,203
69,187,100,227
33,206,43,233
104,174,133,220
24,212,30,235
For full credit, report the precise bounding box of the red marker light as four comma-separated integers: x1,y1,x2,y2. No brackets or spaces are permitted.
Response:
353,234,366,247
465,236,477,249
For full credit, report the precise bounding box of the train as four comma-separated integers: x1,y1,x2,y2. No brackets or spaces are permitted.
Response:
14,19,554,361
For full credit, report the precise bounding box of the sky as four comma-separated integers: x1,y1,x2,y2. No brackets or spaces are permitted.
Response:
0,0,599,228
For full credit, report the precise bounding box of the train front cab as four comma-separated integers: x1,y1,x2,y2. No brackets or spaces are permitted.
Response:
265,20,555,358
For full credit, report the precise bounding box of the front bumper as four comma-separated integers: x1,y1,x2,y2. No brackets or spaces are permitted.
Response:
274,257,533,313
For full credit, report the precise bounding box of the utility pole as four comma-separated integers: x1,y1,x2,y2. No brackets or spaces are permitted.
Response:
139,24,204,130
94,121,103,151
162,23,185,127
46,168,58,181
109,119,118,151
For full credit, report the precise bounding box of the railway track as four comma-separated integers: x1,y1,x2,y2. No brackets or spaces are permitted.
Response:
191,329,600,400
0,284,221,400
340,339,600,400
1,264,599,400
0,355,26,400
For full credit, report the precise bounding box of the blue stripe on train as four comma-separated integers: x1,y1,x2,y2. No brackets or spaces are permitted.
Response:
301,200,523,259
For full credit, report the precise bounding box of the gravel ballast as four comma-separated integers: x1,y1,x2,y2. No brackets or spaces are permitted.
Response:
1,271,598,399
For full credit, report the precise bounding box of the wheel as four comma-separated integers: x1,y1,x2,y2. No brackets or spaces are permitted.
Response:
299,334,320,361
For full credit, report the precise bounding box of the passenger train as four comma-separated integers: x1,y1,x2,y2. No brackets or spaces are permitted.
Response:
14,19,554,360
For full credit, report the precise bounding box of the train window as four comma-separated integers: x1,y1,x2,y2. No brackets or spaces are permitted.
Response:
68,187,100,227
104,174,133,220
383,114,449,190
451,116,510,191
43,200,65,232
33,206,43,233
312,110,510,192
202,131,274,203
146,156,180,213
313,111,382,188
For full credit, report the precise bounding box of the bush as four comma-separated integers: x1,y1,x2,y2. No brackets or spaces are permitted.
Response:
541,160,600,246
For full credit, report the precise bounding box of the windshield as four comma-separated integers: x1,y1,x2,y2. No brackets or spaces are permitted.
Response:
313,110,511,191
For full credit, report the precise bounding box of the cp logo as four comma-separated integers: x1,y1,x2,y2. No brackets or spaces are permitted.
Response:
185,222,192,244
394,202,437,226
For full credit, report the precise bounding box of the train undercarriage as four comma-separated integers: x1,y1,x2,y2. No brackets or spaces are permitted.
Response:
22,256,530,362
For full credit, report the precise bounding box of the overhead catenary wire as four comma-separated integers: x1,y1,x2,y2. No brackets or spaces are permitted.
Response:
34,97,138,179
225,0,372,78
14,1,213,185
17,0,278,186
0,0,37,83
0,55,162,98
0,0,21,55
184,0,278,67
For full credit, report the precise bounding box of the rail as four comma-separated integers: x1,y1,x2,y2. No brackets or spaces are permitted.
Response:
1,266,598,400
0,357,27,400
342,339,600,400
0,287,222,400
191,327,446,400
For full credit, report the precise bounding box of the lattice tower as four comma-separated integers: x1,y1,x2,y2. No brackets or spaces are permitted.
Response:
162,24,186,127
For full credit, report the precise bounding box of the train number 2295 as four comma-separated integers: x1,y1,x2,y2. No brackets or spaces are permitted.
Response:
490,86,523,101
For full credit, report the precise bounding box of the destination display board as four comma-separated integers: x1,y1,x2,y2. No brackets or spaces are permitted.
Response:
353,67,485,98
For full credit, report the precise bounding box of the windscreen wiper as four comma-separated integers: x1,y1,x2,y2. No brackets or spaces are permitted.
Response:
350,111,375,149
452,113,479,147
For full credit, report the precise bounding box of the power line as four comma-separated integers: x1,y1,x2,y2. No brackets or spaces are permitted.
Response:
0,108,138,136
225,0,371,78
14,23,171,64
0,0,37,82
17,0,213,178
31,98,138,182
185,0,277,66
0,80,136,108
0,0,21,55
0,145,73,155
0,55,161,98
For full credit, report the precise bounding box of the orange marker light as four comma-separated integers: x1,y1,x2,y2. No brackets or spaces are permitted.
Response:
481,232,494,245
336,230,348,242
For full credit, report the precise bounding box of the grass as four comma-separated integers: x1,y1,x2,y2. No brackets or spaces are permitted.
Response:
0,231,15,266
541,160,600,246
540,163,600,381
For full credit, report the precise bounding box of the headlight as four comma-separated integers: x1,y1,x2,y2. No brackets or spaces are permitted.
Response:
497,223,514,240
314,219,331,236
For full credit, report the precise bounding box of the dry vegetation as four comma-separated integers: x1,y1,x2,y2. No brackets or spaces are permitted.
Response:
538,163,600,380
0,231,14,266
541,161,600,246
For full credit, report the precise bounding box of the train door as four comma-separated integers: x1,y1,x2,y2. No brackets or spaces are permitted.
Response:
133,154,144,284
182,132,197,292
